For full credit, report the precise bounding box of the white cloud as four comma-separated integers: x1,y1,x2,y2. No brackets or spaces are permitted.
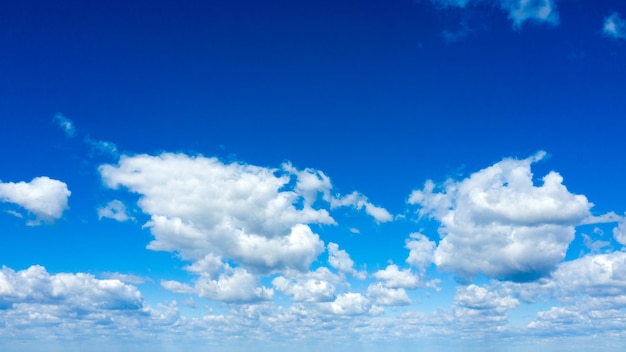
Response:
603,12,626,40
53,113,75,137
0,265,143,310
327,242,366,279
283,162,332,206
100,272,151,285
373,264,420,289
366,283,411,306
272,267,340,302
0,176,70,225
551,251,626,299
410,152,593,282
97,199,131,221
430,0,558,27
405,233,435,271
330,191,393,223
100,153,334,274
452,284,519,328
162,265,273,303
523,251,626,334
613,216,626,245
323,292,372,315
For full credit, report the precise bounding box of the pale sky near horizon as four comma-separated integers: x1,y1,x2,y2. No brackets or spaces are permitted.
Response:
1,0,626,351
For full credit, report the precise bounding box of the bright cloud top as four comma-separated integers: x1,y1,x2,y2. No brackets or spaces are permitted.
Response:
409,151,592,282
431,0,559,27
99,153,390,302
603,12,626,39
0,176,71,225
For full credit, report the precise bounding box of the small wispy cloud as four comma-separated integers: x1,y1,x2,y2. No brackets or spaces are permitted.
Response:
97,199,132,222
86,136,119,158
53,113,76,137
429,0,559,28
603,12,626,40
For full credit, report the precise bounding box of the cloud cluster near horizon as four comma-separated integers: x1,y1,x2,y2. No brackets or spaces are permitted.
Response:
2,114,626,348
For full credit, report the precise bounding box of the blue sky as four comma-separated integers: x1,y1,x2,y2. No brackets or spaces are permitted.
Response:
1,0,626,351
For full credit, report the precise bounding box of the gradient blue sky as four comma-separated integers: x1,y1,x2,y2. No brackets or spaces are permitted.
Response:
1,0,626,351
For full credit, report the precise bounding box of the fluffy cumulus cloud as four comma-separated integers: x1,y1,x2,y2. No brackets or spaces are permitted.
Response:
613,216,626,245
373,264,420,289
523,251,626,334
0,176,71,225
405,233,435,271
323,292,373,315
0,265,143,311
410,152,593,282
272,267,341,302
430,0,558,27
162,266,273,303
100,153,390,302
366,283,411,306
452,284,519,329
603,12,626,40
327,242,366,279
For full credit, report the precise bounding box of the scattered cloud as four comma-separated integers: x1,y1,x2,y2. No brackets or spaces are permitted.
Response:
100,272,151,285
272,267,340,302
327,242,367,279
0,265,143,310
410,152,594,282
613,215,626,245
53,113,75,137
430,0,559,28
323,292,373,315
86,137,119,158
97,199,132,222
503,0,559,28
405,233,435,271
0,176,70,225
603,12,626,40
162,265,273,303
330,191,393,223
366,283,411,306
373,264,420,289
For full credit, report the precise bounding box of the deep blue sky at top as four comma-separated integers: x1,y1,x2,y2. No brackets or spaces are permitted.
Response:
1,0,625,216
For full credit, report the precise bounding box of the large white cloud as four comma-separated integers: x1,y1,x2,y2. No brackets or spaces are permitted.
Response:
430,0,558,27
0,176,71,225
410,152,593,282
99,153,335,273
100,153,391,302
